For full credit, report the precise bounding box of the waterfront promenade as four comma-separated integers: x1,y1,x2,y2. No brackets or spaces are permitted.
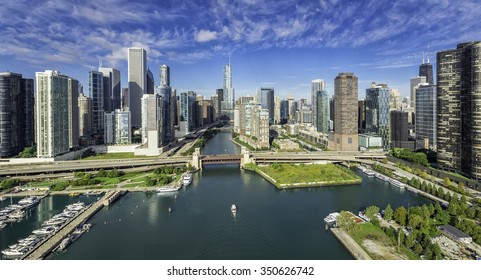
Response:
331,228,372,260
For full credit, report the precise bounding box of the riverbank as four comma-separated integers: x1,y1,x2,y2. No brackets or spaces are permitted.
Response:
244,163,362,189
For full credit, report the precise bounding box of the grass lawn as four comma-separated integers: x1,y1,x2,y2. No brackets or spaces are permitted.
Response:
349,223,418,260
259,163,361,186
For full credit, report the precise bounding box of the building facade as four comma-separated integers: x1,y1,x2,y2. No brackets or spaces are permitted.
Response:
258,87,274,125
78,93,92,137
390,110,413,150
365,83,391,150
437,41,481,179
311,79,325,131
89,70,104,135
410,76,427,110
128,47,147,128
221,63,234,116
415,84,437,150
0,72,34,157
332,73,358,151
316,90,329,134
98,67,121,112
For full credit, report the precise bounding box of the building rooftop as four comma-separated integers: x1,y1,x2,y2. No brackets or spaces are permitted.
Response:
439,225,471,240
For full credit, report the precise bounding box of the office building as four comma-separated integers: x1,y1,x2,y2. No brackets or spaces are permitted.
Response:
390,110,413,150
365,83,391,150
147,68,154,94
419,57,434,85
98,67,121,112
68,78,79,148
437,41,481,179
141,94,162,144
160,64,170,87
180,91,197,134
258,87,274,125
0,72,34,157
311,79,325,131
316,90,329,134
332,72,358,151
89,70,104,135
358,100,366,133
280,99,289,124
128,47,147,128
415,84,437,150
221,63,234,117
78,93,92,137
410,76,426,109
274,96,281,124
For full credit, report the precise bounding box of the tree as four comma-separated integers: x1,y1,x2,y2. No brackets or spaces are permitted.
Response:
421,205,431,219
384,204,393,221
408,214,423,229
413,243,423,255
458,181,465,189
365,205,380,220
404,233,415,248
444,177,452,187
393,206,407,226
337,211,358,233
97,169,107,178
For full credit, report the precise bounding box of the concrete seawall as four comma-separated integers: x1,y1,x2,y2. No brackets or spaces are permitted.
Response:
330,228,372,260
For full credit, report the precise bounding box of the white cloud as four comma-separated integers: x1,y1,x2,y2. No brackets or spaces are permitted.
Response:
195,29,218,43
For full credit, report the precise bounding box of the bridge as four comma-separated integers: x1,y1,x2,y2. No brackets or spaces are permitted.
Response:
200,154,242,165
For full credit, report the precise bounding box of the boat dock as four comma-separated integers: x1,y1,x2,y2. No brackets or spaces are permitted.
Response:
330,228,372,260
103,190,126,206
21,199,103,260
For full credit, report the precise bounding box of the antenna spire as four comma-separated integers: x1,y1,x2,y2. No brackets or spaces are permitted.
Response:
422,51,425,64
99,59,103,68
427,45,430,63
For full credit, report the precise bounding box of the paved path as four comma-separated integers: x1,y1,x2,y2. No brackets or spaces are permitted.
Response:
331,228,372,260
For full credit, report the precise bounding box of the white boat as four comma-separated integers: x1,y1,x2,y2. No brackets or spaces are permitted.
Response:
324,212,340,224
1,247,28,257
156,185,181,193
57,237,71,251
358,211,370,222
32,226,57,235
375,173,389,182
18,196,40,210
0,197,5,202
388,179,406,189
8,210,26,219
231,204,237,213
182,173,193,186
0,222,6,229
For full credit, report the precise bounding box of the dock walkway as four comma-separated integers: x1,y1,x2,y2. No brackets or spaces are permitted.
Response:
22,199,104,260
330,228,372,260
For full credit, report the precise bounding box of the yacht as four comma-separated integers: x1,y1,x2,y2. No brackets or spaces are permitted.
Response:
358,211,370,222
156,185,182,193
56,237,71,251
182,173,193,186
324,212,340,224
231,204,237,213
18,196,40,210
32,226,57,235
8,210,26,219
1,247,28,257
388,179,406,189
0,196,5,202
0,221,6,230
375,173,389,182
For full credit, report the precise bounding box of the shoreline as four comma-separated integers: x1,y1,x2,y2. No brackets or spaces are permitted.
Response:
330,228,372,260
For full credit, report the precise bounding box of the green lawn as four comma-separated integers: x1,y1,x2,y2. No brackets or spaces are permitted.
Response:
81,152,150,160
349,223,418,260
258,163,361,186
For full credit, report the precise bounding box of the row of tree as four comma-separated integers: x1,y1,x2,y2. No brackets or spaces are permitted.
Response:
390,148,429,166
372,163,393,177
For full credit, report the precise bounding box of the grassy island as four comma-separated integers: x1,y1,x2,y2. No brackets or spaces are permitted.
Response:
245,163,361,189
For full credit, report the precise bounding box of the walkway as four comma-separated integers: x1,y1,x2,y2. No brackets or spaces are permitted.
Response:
331,228,372,260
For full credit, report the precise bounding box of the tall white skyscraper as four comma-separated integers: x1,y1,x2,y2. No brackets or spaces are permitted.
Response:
222,63,234,113
128,47,147,128
35,70,71,157
311,79,325,130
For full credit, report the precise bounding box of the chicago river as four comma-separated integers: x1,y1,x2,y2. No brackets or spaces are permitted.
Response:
1,131,431,259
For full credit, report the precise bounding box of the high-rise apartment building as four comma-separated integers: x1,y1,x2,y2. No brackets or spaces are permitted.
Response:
311,79,325,131
274,96,281,124
68,78,79,148
332,72,358,151
0,72,34,157
180,91,197,133
390,110,412,150
35,70,71,157
128,47,147,128
89,70,104,135
98,67,121,112
316,90,329,134
365,83,391,150
221,63,234,116
280,99,289,124
141,94,162,145
78,93,93,137
415,84,437,150
258,88,274,125
147,68,154,94
358,100,366,133
437,42,481,179
160,65,170,87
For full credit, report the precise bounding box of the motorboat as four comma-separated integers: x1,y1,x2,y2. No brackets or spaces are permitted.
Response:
56,237,71,251
32,226,57,235
324,212,340,224
0,221,6,230
388,179,406,189
231,204,237,214
156,185,181,193
182,173,193,186
18,196,40,210
358,211,370,222
1,247,28,257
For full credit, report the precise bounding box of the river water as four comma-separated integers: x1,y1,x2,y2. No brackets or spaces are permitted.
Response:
1,131,432,260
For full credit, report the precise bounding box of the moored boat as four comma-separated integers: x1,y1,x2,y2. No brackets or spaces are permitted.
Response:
324,212,340,224
231,204,237,214
156,185,181,193
182,173,193,186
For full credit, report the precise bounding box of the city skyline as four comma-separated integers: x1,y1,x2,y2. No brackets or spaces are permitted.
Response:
1,0,481,100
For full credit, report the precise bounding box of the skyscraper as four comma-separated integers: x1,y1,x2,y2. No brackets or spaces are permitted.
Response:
390,110,411,150
128,47,147,128
78,93,93,137
180,91,197,133
98,67,121,112
141,94,162,145
365,83,391,150
221,63,234,115
280,99,289,124
35,70,71,158
415,84,437,150
160,64,170,87
258,87,274,125
68,78,79,148
89,70,104,135
410,76,426,109
316,90,329,134
437,41,481,179
332,72,358,151
358,100,366,133
311,79,325,130
147,68,154,94
0,72,34,157
419,56,434,85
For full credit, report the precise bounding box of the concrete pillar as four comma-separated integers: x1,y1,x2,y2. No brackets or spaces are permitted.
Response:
240,146,252,168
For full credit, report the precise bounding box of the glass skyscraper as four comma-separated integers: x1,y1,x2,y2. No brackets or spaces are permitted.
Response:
365,83,390,150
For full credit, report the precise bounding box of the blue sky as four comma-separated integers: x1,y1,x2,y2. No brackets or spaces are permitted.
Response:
1,0,480,100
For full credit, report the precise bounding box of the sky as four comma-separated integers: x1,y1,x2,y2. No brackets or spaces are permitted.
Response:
1,0,480,101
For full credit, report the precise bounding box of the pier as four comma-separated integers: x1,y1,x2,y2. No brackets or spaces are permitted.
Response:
103,190,126,206
330,228,372,260
22,198,105,260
